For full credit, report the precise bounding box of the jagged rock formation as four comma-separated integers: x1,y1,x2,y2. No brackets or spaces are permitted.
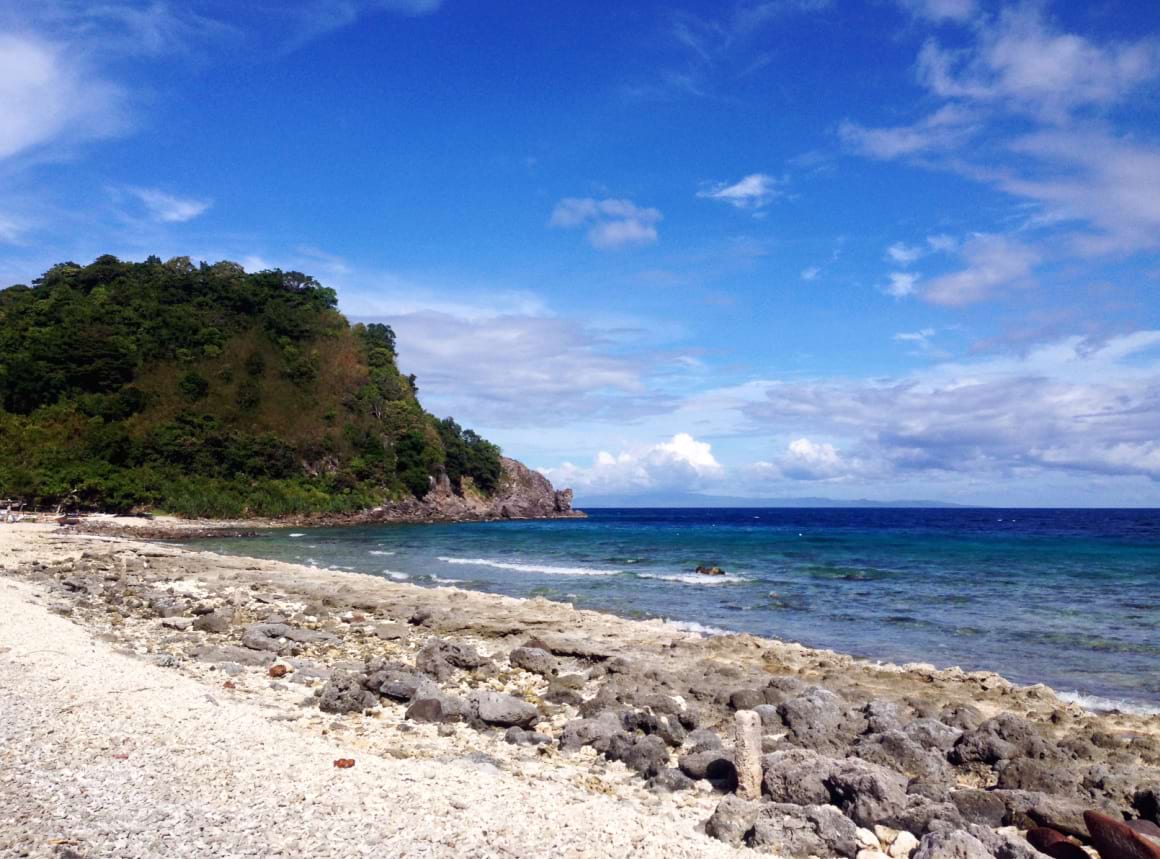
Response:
345,457,583,524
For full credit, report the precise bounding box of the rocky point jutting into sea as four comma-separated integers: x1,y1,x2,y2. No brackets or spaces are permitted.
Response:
2,519,1159,859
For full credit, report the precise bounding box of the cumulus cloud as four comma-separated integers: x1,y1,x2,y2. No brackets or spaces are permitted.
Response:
801,266,821,281
886,272,919,298
543,433,724,493
922,233,1039,306
126,187,212,223
777,437,847,480
0,33,126,161
549,197,662,250
696,173,782,211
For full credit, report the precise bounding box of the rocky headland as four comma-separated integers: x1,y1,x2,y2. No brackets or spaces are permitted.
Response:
2,523,1159,859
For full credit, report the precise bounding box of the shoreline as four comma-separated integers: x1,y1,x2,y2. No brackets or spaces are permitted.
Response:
3,521,1159,857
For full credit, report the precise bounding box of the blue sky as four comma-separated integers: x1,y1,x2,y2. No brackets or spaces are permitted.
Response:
2,0,1159,505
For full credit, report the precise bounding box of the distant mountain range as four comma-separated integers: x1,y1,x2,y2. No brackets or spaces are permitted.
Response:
574,491,972,509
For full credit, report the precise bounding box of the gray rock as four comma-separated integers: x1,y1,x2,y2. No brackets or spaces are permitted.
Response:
605,733,670,777
753,703,782,729
318,671,377,714
965,824,1042,859
911,829,994,859
192,644,272,667
730,689,765,711
687,728,724,753
373,622,408,640
648,767,695,792
241,622,338,653
706,795,760,846
995,758,1079,794
405,683,467,724
824,757,910,828
941,705,985,732
653,714,687,748
470,690,540,729
678,749,737,782
890,798,967,835
750,803,860,858
508,646,558,677
416,637,491,680
866,700,906,734
544,672,586,705
192,608,234,634
762,748,838,805
160,617,194,630
905,719,963,752
779,686,849,752
363,661,423,701
950,789,1007,827
559,713,623,752
856,731,954,781
909,781,953,803
504,726,550,746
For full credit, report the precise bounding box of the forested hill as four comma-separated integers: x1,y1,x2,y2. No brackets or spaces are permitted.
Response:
0,255,507,517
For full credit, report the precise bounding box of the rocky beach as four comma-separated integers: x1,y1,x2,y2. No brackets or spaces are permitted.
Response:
2,520,1159,859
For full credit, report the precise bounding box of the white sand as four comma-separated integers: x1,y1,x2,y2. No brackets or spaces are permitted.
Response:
0,525,747,859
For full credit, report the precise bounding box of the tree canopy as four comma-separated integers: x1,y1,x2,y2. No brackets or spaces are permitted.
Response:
0,255,503,516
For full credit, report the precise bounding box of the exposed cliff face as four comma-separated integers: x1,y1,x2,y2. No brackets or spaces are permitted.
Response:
348,457,583,524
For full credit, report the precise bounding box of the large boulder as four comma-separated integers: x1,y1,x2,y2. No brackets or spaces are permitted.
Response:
242,622,338,653
905,719,962,752
825,758,910,828
363,659,423,701
604,733,670,778
319,671,378,714
559,712,623,752
856,731,954,781
911,829,994,859
750,803,860,858
762,748,839,805
678,749,737,783
706,796,761,846
779,687,849,753
470,690,540,729
508,646,558,677
415,638,491,680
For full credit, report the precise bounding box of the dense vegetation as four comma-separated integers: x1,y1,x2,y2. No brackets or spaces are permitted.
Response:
0,256,502,517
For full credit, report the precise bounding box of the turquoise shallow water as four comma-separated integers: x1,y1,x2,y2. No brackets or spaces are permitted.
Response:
189,507,1160,713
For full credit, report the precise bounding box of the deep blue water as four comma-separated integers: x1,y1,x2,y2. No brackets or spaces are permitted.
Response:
190,508,1160,712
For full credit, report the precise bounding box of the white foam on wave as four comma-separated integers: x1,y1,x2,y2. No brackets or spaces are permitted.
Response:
437,557,619,576
289,533,306,538
368,550,395,556
666,620,732,637
385,570,410,580
428,575,463,585
1056,690,1160,716
636,572,746,586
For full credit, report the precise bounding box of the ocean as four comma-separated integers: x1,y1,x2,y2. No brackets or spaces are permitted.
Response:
189,507,1160,713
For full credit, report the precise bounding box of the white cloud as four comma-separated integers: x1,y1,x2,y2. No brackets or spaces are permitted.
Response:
549,197,662,250
926,233,958,252
838,104,976,159
0,33,126,161
917,6,1160,120
894,327,936,344
896,0,976,23
126,187,212,223
800,265,821,281
886,242,924,265
696,173,782,210
923,233,1039,306
779,437,846,480
886,272,919,298
1000,129,1160,255
543,433,723,493
739,331,1160,483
